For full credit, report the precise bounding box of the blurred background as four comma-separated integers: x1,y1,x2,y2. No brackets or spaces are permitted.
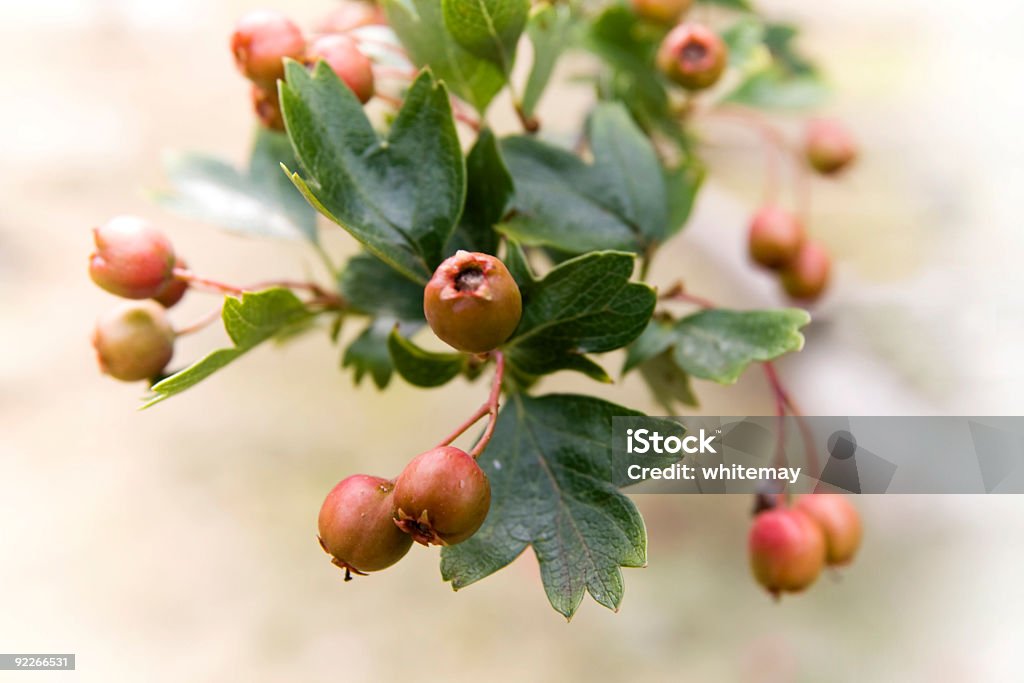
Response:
2,0,1023,680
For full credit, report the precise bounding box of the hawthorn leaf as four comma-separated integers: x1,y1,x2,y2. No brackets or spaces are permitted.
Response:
503,251,655,380
672,309,810,384
521,3,573,117
338,252,426,323
343,318,398,389
698,0,753,11
143,289,312,407
387,329,465,387
441,393,684,618
156,128,317,242
442,0,529,73
281,64,465,284
664,158,705,235
455,129,514,255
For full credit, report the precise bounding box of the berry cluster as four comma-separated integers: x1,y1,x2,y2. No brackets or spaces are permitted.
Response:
748,493,862,598
230,4,381,131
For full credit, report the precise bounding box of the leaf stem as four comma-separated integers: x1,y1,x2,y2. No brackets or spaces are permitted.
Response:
172,268,346,309
658,280,716,309
436,351,506,458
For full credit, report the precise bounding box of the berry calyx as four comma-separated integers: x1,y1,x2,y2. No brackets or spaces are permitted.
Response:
794,494,862,566
748,206,805,269
779,239,831,301
392,446,491,546
305,35,375,104
631,0,693,25
251,83,285,131
423,251,522,354
318,474,414,576
749,508,826,598
153,258,189,308
89,216,176,299
231,10,306,85
804,119,857,175
656,23,728,91
92,301,175,382
318,2,387,34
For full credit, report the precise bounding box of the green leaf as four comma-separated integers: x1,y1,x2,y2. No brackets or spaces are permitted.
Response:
504,251,656,380
144,289,313,407
387,329,465,387
622,318,676,374
722,17,767,70
521,3,573,118
456,129,514,254
664,158,705,235
671,308,810,384
725,69,827,109
338,252,426,323
281,64,465,284
697,0,754,10
343,318,397,389
442,393,682,618
156,128,317,242
638,351,698,411
442,0,529,73
383,0,506,112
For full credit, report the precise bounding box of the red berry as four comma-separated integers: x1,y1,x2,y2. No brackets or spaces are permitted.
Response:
318,475,413,575
794,494,862,566
92,301,175,382
392,446,491,546
780,240,831,301
306,35,375,104
423,251,522,354
89,216,176,299
231,10,306,85
631,0,692,24
749,508,826,597
251,83,285,131
318,2,387,34
656,23,728,91
748,206,805,269
805,119,857,175
153,258,189,308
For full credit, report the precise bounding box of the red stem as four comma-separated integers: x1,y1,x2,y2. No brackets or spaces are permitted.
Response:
173,306,223,337
436,351,505,459
173,268,345,308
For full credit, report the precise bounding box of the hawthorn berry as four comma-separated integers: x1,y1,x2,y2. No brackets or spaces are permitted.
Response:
631,0,693,25
749,508,826,597
251,83,285,131
306,35,375,104
318,2,387,34
779,240,831,301
794,494,862,566
656,23,728,91
89,216,176,300
748,206,805,269
804,119,857,176
392,446,491,546
423,251,522,354
154,258,189,308
230,10,306,85
318,475,414,575
92,301,175,382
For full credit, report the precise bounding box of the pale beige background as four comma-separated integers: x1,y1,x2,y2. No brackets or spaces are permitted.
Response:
2,0,1023,681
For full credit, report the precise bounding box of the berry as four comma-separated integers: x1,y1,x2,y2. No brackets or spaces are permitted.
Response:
794,494,862,566
779,240,831,301
231,10,306,85
251,83,285,131
749,508,826,597
392,446,491,546
153,258,189,308
89,216,176,299
805,119,857,175
318,475,413,575
306,35,375,104
423,251,522,354
656,23,728,91
631,0,692,24
748,206,805,269
318,2,387,34
92,301,175,382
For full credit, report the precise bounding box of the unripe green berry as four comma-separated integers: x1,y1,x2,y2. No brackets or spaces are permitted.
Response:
251,83,285,131
306,35,375,104
631,0,693,25
805,119,857,176
779,240,831,301
231,10,306,85
423,251,522,354
318,475,413,575
656,23,728,91
794,494,862,566
392,446,491,546
749,508,826,597
318,2,387,34
89,216,176,299
153,258,189,308
749,206,805,269
92,301,175,382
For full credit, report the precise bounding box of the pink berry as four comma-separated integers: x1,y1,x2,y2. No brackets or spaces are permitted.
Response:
89,216,176,300
306,35,375,104
92,301,175,382
231,10,306,85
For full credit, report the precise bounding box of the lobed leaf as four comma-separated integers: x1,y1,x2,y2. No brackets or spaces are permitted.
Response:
387,329,465,387
442,0,529,73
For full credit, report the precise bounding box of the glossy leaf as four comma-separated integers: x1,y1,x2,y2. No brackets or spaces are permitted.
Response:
442,0,529,73
521,3,573,118
343,318,397,389
338,252,426,323
387,329,465,387
457,129,514,254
